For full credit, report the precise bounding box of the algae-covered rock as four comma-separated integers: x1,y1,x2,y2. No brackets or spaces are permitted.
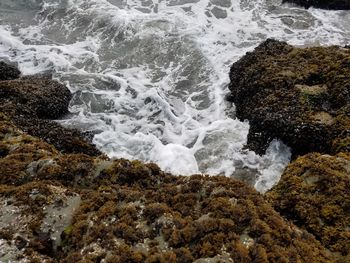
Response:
62,175,333,263
0,61,21,81
0,78,71,119
266,153,350,262
283,0,350,10
0,181,80,263
0,61,101,156
0,113,334,262
228,39,350,157
15,118,102,156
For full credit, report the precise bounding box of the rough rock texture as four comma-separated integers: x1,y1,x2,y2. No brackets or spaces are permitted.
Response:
0,78,71,119
0,61,21,81
283,0,350,10
0,114,334,262
228,39,350,157
0,62,101,156
266,153,350,262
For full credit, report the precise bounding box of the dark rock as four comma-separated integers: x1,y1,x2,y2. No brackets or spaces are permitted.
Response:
14,118,102,156
228,39,350,157
0,78,71,119
14,235,27,250
283,0,350,10
266,153,350,262
0,62,101,156
0,61,21,81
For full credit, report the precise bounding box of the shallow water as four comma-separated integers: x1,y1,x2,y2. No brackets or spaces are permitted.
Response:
1,0,349,192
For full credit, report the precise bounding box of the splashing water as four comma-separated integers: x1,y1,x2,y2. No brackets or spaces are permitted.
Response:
1,0,349,192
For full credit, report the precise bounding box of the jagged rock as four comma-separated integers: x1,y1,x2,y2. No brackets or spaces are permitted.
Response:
0,61,101,156
266,153,350,262
283,0,350,10
228,39,350,157
0,61,21,81
0,116,335,262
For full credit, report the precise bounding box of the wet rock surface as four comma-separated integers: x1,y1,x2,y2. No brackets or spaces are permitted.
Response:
0,63,101,156
266,153,350,262
0,116,333,262
228,39,350,157
0,61,21,81
283,0,350,10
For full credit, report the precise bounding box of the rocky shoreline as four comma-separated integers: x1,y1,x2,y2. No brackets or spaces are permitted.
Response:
1,37,349,263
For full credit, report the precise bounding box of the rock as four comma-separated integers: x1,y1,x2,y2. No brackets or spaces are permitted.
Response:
0,61,21,81
266,153,350,262
0,78,71,119
14,118,102,156
0,115,334,262
63,175,332,263
0,61,101,156
228,39,350,157
0,181,80,262
282,0,350,10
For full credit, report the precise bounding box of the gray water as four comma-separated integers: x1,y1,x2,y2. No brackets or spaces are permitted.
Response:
1,0,349,192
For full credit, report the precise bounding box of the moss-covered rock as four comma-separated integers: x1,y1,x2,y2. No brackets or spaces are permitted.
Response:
0,113,334,262
228,39,350,157
266,153,350,262
283,0,350,10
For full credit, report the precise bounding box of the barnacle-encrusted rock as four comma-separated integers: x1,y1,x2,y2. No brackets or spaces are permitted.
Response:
266,153,350,262
283,0,350,10
0,116,334,262
0,61,101,156
228,39,350,157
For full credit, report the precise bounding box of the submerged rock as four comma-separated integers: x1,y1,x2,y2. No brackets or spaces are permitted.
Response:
282,0,350,10
228,39,350,157
0,114,334,262
0,61,101,156
266,153,350,262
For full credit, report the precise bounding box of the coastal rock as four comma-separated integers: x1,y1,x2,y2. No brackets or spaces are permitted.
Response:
0,181,80,263
0,77,71,119
14,118,102,156
228,39,350,157
283,0,350,10
266,153,350,261
0,61,21,81
0,62,101,156
0,115,333,262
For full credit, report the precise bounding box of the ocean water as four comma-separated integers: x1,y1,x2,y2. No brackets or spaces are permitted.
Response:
1,0,349,192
